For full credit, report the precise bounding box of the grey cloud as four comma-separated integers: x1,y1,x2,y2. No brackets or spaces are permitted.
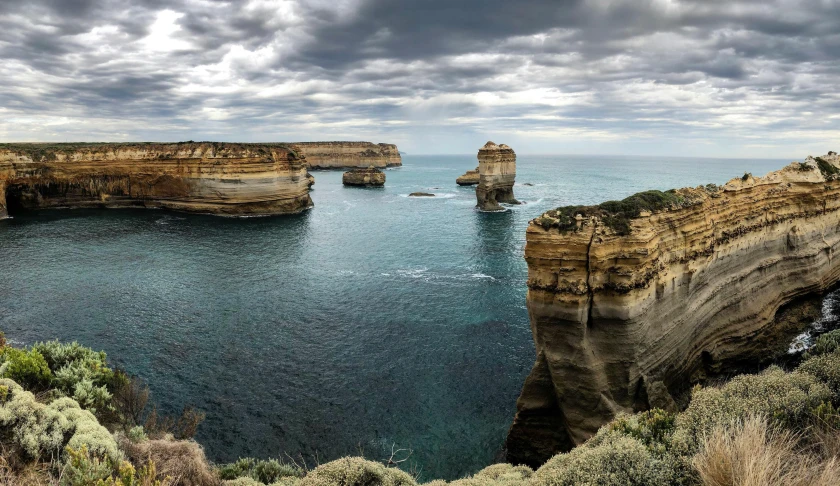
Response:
0,0,838,156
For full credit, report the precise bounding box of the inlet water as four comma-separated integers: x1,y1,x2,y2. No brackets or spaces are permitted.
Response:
0,154,790,479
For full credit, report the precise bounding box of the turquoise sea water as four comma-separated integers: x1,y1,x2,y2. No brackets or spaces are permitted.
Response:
0,154,791,479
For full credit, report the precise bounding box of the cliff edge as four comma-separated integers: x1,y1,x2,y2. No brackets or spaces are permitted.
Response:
293,142,402,169
0,142,312,218
507,152,840,467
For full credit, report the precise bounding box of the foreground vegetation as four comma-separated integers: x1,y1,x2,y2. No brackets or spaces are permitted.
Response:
2,330,840,485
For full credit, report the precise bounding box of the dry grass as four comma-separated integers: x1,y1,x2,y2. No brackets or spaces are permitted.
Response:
693,416,840,486
119,435,220,486
0,445,55,486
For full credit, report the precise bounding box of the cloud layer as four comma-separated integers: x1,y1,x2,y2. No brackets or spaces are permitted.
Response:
1,0,838,156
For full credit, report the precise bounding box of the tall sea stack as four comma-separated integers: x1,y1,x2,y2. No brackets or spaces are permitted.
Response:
476,142,518,211
506,152,840,468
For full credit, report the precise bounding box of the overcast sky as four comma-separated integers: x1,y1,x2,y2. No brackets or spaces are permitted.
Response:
0,0,838,156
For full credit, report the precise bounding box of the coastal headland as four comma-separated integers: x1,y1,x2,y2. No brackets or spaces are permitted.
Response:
507,152,840,467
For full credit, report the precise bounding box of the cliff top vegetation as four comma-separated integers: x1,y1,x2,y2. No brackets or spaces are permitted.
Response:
2,327,840,485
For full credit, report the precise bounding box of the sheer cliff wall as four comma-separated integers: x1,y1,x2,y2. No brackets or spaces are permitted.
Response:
293,142,401,169
0,142,312,218
507,153,840,467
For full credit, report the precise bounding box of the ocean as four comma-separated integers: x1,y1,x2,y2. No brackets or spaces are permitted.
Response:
0,154,796,479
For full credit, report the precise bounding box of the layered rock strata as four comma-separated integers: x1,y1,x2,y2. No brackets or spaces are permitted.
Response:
294,142,402,169
507,152,840,467
456,167,480,186
342,167,386,187
0,142,312,218
476,142,518,210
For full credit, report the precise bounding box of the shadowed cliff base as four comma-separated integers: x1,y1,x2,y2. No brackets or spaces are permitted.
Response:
507,151,840,468
0,142,314,218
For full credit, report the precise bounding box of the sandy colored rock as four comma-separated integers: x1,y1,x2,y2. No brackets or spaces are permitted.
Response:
456,167,480,186
342,167,386,187
293,142,402,169
0,142,312,217
507,152,840,467
476,142,519,210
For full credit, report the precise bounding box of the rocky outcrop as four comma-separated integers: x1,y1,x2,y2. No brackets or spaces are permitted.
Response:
0,142,312,218
293,142,402,169
456,167,479,186
476,142,518,210
507,152,840,467
342,167,385,187
409,192,435,197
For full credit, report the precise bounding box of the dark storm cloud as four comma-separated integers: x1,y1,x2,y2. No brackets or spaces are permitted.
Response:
0,0,838,155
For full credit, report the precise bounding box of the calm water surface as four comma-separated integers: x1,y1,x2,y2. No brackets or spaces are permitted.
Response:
0,154,790,479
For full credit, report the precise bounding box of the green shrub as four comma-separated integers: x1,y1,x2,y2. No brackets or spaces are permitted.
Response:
534,190,691,235
0,378,120,462
0,347,52,391
676,366,831,446
62,444,113,485
298,457,415,486
219,457,304,484
799,352,840,400
804,330,840,358
600,409,676,454
127,425,148,443
530,435,679,486
815,157,839,178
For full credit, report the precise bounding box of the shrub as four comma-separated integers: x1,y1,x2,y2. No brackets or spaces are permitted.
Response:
118,434,218,486
473,463,533,483
530,435,679,486
805,330,840,358
799,352,840,401
298,457,415,486
128,425,148,443
0,378,120,462
219,457,304,484
0,347,52,391
63,444,172,486
676,366,831,447
692,416,840,486
600,409,677,454
815,157,839,178
534,190,691,235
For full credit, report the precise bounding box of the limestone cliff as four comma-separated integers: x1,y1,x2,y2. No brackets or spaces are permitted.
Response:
342,167,386,187
293,142,402,169
476,142,518,210
507,152,840,467
457,167,479,186
0,142,312,218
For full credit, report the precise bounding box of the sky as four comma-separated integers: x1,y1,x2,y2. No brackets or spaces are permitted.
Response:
0,0,838,157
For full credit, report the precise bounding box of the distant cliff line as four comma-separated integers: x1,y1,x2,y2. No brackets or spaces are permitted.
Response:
508,151,840,467
292,141,402,169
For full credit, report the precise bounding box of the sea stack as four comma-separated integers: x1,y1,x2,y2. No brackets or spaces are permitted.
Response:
342,166,386,187
506,152,840,468
456,167,480,186
476,142,519,210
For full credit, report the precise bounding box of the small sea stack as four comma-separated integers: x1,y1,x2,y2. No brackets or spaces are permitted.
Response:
409,192,435,197
342,166,386,187
476,142,519,211
456,167,480,186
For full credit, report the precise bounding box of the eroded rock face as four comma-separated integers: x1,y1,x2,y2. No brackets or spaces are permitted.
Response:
456,167,480,186
342,167,386,187
507,152,840,468
476,142,518,210
294,142,402,169
0,142,313,217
